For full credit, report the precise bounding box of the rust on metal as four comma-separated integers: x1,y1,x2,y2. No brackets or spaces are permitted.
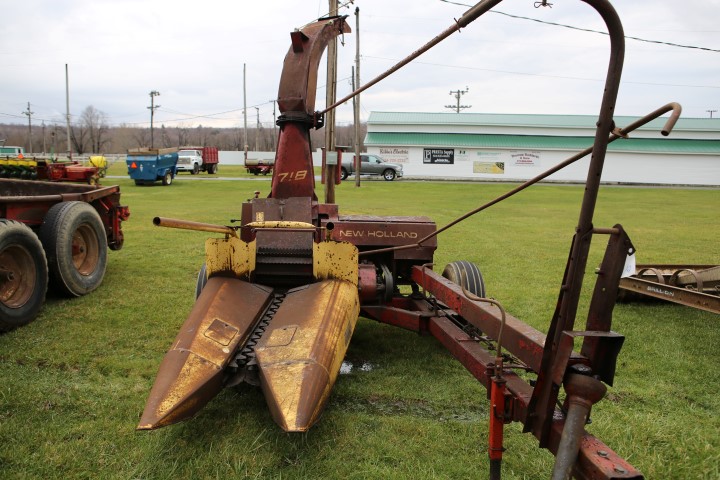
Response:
619,264,720,314
277,18,350,116
137,277,273,429
0,244,36,309
136,2,686,478
153,216,237,237
551,374,608,480
71,223,100,275
255,279,359,431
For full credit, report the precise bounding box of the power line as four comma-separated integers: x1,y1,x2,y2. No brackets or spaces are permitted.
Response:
363,55,720,90
439,0,720,53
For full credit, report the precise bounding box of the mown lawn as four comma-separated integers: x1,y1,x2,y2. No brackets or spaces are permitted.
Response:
1,176,718,479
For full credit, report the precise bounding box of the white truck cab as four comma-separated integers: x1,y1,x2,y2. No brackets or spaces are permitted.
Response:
177,149,203,174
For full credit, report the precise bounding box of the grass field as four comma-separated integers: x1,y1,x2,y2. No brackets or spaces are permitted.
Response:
1,174,718,479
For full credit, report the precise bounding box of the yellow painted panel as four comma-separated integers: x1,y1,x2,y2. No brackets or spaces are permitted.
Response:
256,279,360,431
204,237,256,278
246,221,315,229
313,241,358,285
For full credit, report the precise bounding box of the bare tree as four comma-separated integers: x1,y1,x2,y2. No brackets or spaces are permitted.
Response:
159,124,172,148
223,127,243,151
71,105,110,154
176,124,191,146
0,120,367,154
131,128,150,148
70,123,88,155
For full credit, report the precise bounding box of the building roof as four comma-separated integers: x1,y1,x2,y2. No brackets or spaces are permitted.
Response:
365,132,720,154
367,111,720,134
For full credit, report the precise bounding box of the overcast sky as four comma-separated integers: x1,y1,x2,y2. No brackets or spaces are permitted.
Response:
1,0,718,131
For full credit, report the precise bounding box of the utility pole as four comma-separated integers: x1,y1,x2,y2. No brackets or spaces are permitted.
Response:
22,102,34,153
708,109,717,119
42,121,47,154
243,63,248,161
445,87,471,113
148,90,160,148
324,0,339,203
52,125,58,158
354,7,361,188
255,106,260,151
65,64,72,159
270,100,277,151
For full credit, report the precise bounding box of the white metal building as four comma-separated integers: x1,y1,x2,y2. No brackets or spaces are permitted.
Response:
363,112,720,186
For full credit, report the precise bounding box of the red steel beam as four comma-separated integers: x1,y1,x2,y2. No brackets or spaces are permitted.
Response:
410,265,577,373
363,298,642,479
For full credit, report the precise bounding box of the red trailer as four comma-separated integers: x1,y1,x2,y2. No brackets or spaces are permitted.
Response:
0,178,130,331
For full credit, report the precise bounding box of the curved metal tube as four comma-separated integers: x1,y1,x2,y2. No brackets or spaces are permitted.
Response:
321,0,504,114
153,216,237,237
527,0,624,456
358,102,681,258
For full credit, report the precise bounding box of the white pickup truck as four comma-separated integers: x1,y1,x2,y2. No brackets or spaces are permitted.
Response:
176,149,204,174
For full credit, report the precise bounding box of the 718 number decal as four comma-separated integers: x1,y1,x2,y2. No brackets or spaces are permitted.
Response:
277,170,309,182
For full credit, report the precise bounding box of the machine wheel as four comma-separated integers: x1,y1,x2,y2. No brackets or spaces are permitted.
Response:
340,168,349,180
207,164,217,174
134,180,145,186
39,202,108,297
0,220,48,331
442,260,486,298
191,164,199,175
383,169,396,181
162,171,173,186
195,263,208,299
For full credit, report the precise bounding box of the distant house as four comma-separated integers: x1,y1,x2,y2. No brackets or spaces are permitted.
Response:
364,112,720,186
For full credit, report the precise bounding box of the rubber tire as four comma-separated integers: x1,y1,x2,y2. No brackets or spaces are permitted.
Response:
0,220,48,331
39,202,108,297
383,169,396,181
191,163,199,175
442,260,486,298
340,168,349,180
195,263,208,299
134,180,144,186
207,164,217,174
162,170,173,186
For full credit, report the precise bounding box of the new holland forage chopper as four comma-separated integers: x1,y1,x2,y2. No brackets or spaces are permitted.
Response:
138,1,682,478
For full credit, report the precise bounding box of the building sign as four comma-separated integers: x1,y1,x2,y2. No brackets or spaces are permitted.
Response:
473,161,505,174
379,147,410,163
510,151,540,167
455,149,471,162
423,148,454,164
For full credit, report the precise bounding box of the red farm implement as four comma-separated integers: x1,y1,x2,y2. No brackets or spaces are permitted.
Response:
0,179,129,331
137,2,683,479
